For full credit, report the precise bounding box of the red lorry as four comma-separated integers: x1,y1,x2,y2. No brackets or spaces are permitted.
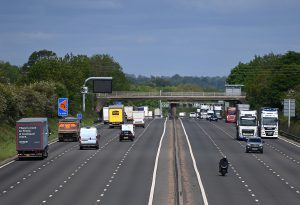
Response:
225,107,237,123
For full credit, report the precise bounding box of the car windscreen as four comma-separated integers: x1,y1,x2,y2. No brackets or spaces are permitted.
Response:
240,117,257,126
262,117,277,125
248,138,261,143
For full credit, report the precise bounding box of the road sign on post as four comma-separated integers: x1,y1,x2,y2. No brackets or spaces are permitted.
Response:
77,113,82,120
82,77,113,112
284,99,295,129
58,98,68,117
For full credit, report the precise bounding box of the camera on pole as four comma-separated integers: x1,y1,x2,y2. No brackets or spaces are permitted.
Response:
81,86,88,94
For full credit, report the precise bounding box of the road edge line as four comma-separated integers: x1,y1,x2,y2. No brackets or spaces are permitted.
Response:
148,117,167,205
179,118,209,205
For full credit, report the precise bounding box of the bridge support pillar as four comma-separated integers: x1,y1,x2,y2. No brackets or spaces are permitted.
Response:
96,98,107,119
170,103,177,118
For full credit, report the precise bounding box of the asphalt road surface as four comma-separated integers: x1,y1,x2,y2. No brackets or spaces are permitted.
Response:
0,118,299,205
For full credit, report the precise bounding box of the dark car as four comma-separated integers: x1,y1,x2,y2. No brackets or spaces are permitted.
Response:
246,137,264,153
209,114,218,122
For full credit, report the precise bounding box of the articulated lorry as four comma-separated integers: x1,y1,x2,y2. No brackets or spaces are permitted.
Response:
102,107,109,124
16,118,49,159
236,110,258,140
259,108,279,138
213,105,222,119
109,105,125,128
200,104,210,119
226,107,237,123
58,117,80,142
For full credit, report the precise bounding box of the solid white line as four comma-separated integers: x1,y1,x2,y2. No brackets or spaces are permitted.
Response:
0,139,58,169
0,160,16,169
278,136,300,148
148,118,167,205
180,119,209,205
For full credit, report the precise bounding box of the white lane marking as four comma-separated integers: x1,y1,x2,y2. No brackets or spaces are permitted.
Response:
278,136,300,148
180,119,209,205
0,160,16,169
148,118,167,205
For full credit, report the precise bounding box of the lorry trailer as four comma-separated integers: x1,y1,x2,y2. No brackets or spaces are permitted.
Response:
16,118,49,159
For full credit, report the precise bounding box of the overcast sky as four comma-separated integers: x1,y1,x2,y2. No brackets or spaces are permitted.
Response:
0,0,299,76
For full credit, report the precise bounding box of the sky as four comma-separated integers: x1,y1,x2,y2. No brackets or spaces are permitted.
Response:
0,0,300,77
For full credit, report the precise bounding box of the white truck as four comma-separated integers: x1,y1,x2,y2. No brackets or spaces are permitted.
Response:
154,108,161,118
102,107,109,124
133,111,145,128
259,108,279,138
200,104,210,119
237,110,258,140
124,106,133,121
206,110,215,120
179,112,186,117
213,105,222,119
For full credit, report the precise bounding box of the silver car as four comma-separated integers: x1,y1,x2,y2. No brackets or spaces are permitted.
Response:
246,137,264,153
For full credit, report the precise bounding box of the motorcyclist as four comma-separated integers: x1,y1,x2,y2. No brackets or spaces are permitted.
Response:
219,156,229,172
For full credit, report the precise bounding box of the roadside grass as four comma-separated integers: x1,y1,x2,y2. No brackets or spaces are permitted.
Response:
0,113,97,163
279,116,300,136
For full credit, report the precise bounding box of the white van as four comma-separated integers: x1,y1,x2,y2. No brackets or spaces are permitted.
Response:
79,126,100,149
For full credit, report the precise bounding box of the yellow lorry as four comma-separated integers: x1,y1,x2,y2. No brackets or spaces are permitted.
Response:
108,105,124,128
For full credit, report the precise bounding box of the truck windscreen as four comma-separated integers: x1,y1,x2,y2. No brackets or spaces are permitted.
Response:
240,117,257,126
263,117,277,125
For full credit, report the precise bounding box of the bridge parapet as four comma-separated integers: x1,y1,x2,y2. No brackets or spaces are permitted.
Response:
96,91,246,101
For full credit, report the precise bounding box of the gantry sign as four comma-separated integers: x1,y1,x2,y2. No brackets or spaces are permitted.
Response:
81,77,112,112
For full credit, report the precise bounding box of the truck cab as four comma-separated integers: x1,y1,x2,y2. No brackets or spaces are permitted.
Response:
237,110,258,140
259,108,278,138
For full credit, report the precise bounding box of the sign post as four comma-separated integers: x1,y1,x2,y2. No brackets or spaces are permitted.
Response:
81,77,112,112
284,99,295,129
58,98,68,117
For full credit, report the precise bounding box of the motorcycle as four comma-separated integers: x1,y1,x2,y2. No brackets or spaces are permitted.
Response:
219,164,228,176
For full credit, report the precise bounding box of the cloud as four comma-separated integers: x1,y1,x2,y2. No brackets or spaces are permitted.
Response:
19,32,56,40
56,0,122,10
172,0,299,12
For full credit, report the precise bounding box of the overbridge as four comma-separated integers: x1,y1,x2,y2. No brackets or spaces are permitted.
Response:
95,91,246,116
96,91,246,101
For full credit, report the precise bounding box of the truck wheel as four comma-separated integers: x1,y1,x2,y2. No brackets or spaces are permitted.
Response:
58,137,63,142
79,146,82,150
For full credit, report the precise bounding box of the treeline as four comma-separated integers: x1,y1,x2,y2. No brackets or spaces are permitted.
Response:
0,50,130,123
226,51,300,116
127,74,226,91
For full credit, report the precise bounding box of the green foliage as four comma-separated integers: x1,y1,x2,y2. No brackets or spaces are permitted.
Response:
227,51,300,111
0,61,20,84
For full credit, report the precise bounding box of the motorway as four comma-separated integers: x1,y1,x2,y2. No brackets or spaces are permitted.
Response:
0,118,300,205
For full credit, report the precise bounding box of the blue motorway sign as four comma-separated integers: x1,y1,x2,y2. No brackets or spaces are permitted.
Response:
58,98,68,117
77,113,83,120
